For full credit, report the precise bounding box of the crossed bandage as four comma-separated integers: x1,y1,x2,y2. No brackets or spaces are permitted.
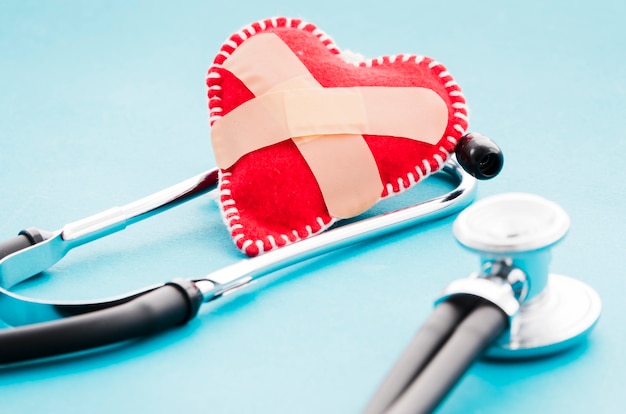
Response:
211,33,449,218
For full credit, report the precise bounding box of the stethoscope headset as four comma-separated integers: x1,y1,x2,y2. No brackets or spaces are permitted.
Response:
0,133,601,413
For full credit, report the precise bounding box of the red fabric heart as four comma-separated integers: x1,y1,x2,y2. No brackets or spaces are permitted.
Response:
207,17,468,256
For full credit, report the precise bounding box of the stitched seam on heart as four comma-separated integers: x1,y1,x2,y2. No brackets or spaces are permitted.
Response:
359,55,468,197
208,17,340,126
218,170,338,255
208,17,342,256
207,17,468,256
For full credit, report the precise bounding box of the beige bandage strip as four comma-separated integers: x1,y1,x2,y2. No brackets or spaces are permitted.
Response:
212,33,448,218
212,86,448,168
293,133,380,218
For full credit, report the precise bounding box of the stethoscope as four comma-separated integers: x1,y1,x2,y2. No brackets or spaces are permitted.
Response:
364,193,602,413
0,132,601,413
0,133,496,363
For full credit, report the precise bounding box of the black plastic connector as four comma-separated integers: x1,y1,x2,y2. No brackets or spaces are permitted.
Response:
0,228,49,261
0,279,204,364
455,132,504,180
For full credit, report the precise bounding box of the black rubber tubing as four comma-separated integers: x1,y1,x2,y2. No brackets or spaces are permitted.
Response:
0,279,203,364
362,300,475,414
385,302,508,414
0,228,48,261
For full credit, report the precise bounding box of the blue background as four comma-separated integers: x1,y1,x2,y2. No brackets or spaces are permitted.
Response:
1,1,624,412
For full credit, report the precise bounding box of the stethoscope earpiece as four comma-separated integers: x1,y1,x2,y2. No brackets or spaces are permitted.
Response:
442,192,601,359
0,160,478,364
455,133,504,180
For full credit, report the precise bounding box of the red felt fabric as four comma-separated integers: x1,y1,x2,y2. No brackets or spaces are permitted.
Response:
207,17,468,256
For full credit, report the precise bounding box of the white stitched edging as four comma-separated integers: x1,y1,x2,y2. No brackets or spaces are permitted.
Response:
255,240,265,254
454,111,468,122
364,53,468,198
433,153,445,169
267,235,278,249
241,239,253,251
208,17,468,255
208,17,345,255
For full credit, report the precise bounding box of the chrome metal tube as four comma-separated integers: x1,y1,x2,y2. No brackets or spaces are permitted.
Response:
61,169,219,243
0,160,475,327
0,169,219,289
204,161,476,299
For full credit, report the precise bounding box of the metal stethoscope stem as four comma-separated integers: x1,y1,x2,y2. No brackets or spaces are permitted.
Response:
446,193,601,358
199,161,475,302
365,192,602,414
0,169,220,290
0,160,475,348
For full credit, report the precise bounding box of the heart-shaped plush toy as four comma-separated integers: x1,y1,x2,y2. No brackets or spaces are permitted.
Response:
207,17,468,256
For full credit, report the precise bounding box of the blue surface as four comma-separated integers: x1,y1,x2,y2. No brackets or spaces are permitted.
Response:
1,1,625,412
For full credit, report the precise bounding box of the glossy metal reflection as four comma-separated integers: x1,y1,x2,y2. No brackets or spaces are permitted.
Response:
0,169,219,290
442,192,601,359
0,160,475,327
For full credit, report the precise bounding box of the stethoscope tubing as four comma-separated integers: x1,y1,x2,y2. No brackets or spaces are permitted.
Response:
364,297,507,414
0,169,220,290
362,300,469,414
0,160,476,364
389,302,506,413
0,280,202,364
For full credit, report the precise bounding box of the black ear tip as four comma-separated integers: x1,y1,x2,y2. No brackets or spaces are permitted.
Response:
455,133,504,180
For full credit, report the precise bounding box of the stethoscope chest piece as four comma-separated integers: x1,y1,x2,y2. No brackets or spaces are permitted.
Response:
447,193,601,359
